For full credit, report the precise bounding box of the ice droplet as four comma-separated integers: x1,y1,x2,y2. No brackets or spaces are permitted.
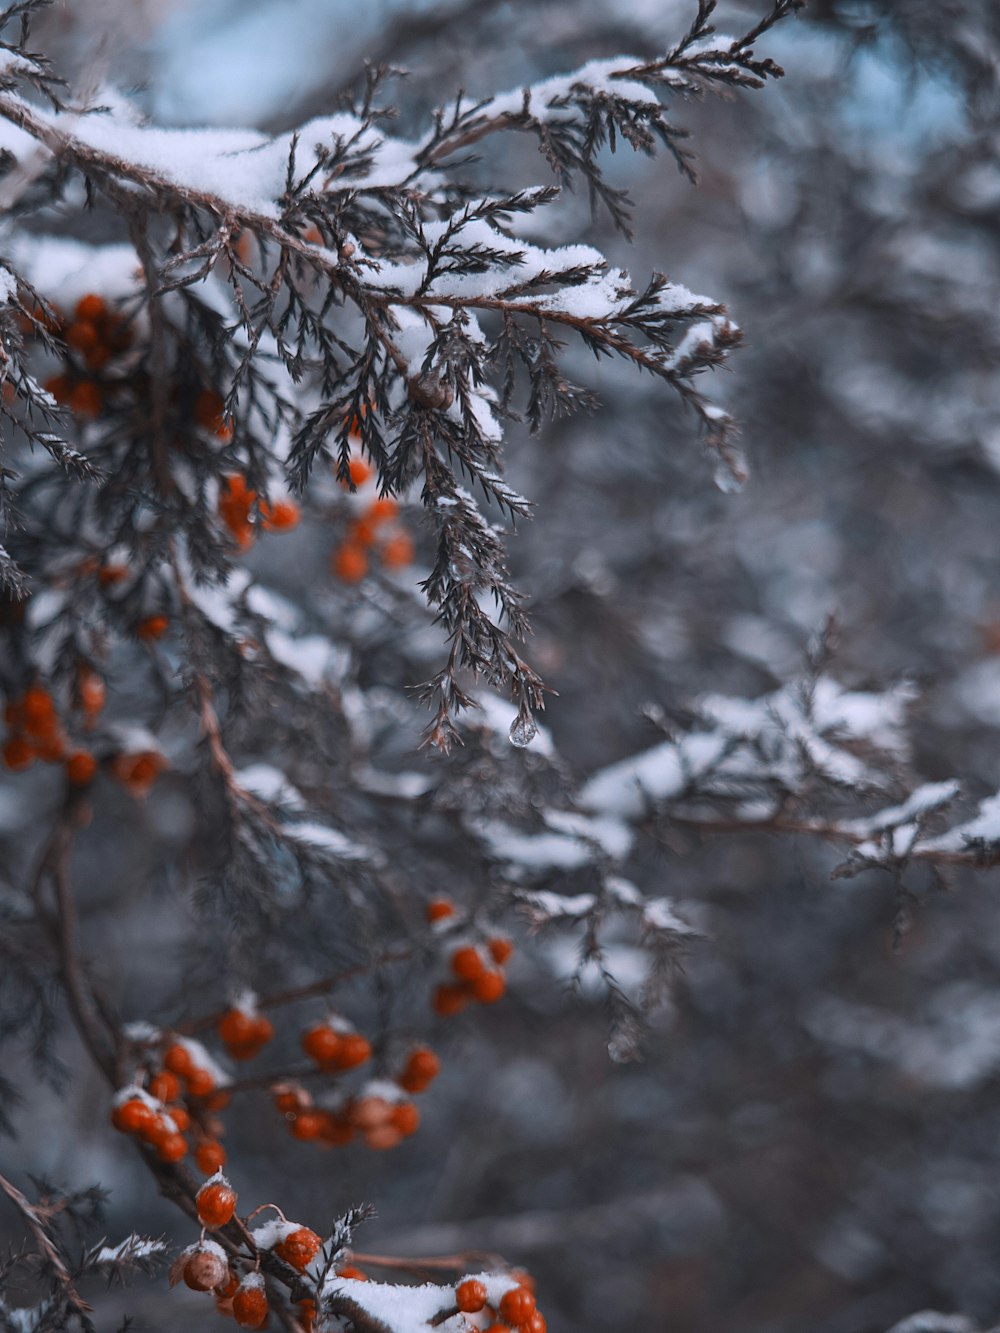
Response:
508,712,537,748
712,460,747,494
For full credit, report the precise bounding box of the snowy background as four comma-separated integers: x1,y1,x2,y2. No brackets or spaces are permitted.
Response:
6,3,1000,1332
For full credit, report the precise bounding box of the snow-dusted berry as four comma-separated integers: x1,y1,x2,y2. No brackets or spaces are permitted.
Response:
197,1174,238,1228
456,1279,487,1313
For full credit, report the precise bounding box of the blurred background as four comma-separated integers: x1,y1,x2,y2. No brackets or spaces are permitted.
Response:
6,2,1000,1332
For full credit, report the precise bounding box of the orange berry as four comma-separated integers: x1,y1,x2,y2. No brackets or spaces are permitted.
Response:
426,898,454,923
2,735,34,771
156,1132,188,1162
297,1298,316,1332
219,1008,258,1048
22,686,54,730
332,543,367,582
78,669,106,715
167,1105,191,1132
289,1110,325,1141
253,1015,274,1045
33,728,67,763
301,1025,341,1065
136,614,169,642
473,970,506,1004
66,320,98,351
273,1086,304,1114
488,937,514,965
260,499,300,532
368,496,398,522
66,750,97,785
451,946,485,982
380,532,414,569
346,456,371,486
337,1266,367,1281
206,1089,232,1111
456,1280,487,1314
196,1140,227,1174
391,1102,420,1136
197,1179,238,1229
148,1069,180,1103
432,982,469,1017
525,1313,546,1333
111,1097,155,1135
233,1279,268,1328
510,1271,536,1294
185,1067,215,1098
274,1226,322,1271
68,379,102,418
43,374,73,405
335,1033,371,1069
499,1288,536,1326
75,294,107,322
404,1047,440,1083
140,1115,174,1147
163,1043,194,1076
184,1247,229,1293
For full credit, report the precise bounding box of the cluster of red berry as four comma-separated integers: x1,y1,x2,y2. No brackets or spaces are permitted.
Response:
2,677,168,796
111,1039,230,1168
218,1004,276,1061
268,1027,438,1152
217,474,301,552
37,293,134,419
3,683,98,781
426,899,513,1016
331,453,415,582
453,1275,545,1333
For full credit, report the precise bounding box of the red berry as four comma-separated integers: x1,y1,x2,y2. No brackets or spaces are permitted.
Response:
167,1105,191,1132
156,1132,188,1162
66,750,97,785
499,1288,536,1326
391,1102,420,1136
473,970,506,1004
488,936,514,965
337,1265,368,1281
274,1226,321,1271
197,1179,238,1229
301,1025,341,1065
75,293,107,322
136,614,169,642
148,1070,180,1103
289,1111,325,1141
196,1140,227,1174
233,1278,268,1328
456,1280,487,1314
186,1067,215,1097
111,1097,154,1135
426,898,454,923
183,1247,228,1292
451,946,485,981
336,1033,372,1069
219,1008,257,1047
432,982,469,1017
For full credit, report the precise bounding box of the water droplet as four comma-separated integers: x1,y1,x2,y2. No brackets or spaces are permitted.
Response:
713,459,747,494
508,712,537,749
